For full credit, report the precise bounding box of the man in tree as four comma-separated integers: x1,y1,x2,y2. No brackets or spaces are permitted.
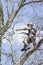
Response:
16,22,37,51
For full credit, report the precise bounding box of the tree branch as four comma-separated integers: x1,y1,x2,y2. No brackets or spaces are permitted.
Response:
7,0,11,18
22,0,43,7
6,0,24,28
6,0,43,29
20,39,43,65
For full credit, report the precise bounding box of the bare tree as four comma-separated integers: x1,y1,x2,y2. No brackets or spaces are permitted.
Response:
0,0,43,65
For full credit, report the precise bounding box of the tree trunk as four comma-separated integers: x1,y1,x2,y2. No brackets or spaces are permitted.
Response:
0,2,4,65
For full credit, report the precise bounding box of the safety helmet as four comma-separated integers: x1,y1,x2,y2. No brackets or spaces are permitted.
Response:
27,22,33,26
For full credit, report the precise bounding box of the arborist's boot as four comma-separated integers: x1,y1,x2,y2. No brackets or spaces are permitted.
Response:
21,44,30,51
